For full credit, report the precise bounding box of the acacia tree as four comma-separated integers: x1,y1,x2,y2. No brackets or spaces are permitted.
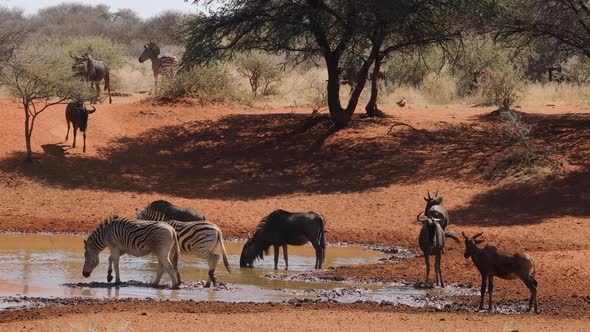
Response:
1,43,92,161
184,1,498,127
494,0,590,59
362,1,486,116
183,0,384,128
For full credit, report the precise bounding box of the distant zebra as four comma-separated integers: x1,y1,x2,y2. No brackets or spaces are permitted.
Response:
82,216,181,288
139,42,177,91
136,207,231,287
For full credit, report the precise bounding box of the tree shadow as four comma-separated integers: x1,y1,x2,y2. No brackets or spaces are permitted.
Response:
451,112,590,226
0,111,587,220
450,170,590,226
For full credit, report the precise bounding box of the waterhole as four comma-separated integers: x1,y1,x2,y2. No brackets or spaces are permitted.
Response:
0,233,454,308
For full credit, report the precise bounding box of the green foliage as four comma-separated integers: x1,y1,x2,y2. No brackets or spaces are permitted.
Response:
2,40,94,102
61,36,126,70
155,65,238,103
383,48,443,88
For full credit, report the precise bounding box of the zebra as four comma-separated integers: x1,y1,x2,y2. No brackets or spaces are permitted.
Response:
71,53,112,104
136,207,231,287
82,216,181,288
138,42,177,92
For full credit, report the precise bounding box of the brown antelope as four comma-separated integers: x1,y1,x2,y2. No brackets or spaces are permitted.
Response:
462,232,538,313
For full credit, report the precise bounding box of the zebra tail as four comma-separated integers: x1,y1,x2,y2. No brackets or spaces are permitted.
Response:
218,230,231,273
444,231,460,242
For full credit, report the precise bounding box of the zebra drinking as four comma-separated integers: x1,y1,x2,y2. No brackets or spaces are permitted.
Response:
135,206,231,287
139,42,177,92
82,216,181,288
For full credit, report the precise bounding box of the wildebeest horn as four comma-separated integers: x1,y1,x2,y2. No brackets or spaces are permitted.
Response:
462,232,468,239
473,232,483,239
88,104,96,113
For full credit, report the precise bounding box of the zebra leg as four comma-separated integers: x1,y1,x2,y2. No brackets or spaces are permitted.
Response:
107,255,114,283
112,252,121,285
205,253,220,288
273,244,280,270
283,244,288,270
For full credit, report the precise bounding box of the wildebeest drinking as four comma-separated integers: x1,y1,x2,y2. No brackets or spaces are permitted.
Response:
240,209,326,269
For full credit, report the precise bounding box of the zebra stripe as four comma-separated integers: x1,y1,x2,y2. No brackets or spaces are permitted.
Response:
83,216,180,287
137,207,231,287
157,56,177,76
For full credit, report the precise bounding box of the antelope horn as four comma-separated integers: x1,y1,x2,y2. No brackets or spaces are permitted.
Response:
473,232,483,239
416,212,427,222
435,189,439,197
427,190,432,200
462,232,468,239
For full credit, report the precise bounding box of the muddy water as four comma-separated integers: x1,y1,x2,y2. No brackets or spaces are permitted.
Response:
0,234,448,307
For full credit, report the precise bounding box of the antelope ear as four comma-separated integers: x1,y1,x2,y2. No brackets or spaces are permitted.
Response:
475,239,485,245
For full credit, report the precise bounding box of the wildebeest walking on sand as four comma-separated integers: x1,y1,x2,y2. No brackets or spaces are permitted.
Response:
240,209,326,270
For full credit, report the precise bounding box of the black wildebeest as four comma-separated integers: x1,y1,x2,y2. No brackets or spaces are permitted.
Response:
65,101,96,153
72,53,112,104
135,200,206,221
417,212,458,287
240,209,326,270
462,232,538,313
423,190,449,230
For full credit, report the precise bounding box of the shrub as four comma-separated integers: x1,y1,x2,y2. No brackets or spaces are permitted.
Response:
487,111,558,181
383,48,442,88
235,53,283,97
61,36,126,70
421,73,458,104
477,64,524,111
155,65,237,103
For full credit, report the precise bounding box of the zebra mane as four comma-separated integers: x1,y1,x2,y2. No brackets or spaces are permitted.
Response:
86,215,123,252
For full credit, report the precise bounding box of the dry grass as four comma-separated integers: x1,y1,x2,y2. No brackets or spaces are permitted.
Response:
521,83,590,108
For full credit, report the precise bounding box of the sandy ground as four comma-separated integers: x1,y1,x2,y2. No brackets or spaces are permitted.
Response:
1,301,589,332
0,96,588,328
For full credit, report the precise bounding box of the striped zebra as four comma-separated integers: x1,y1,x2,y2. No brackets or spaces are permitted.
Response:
136,207,231,287
82,216,181,288
138,42,177,91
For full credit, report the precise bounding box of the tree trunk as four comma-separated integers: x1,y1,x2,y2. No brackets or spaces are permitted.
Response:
325,56,352,129
365,55,385,117
24,104,32,162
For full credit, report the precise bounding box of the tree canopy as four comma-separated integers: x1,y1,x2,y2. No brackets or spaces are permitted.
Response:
183,0,502,127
